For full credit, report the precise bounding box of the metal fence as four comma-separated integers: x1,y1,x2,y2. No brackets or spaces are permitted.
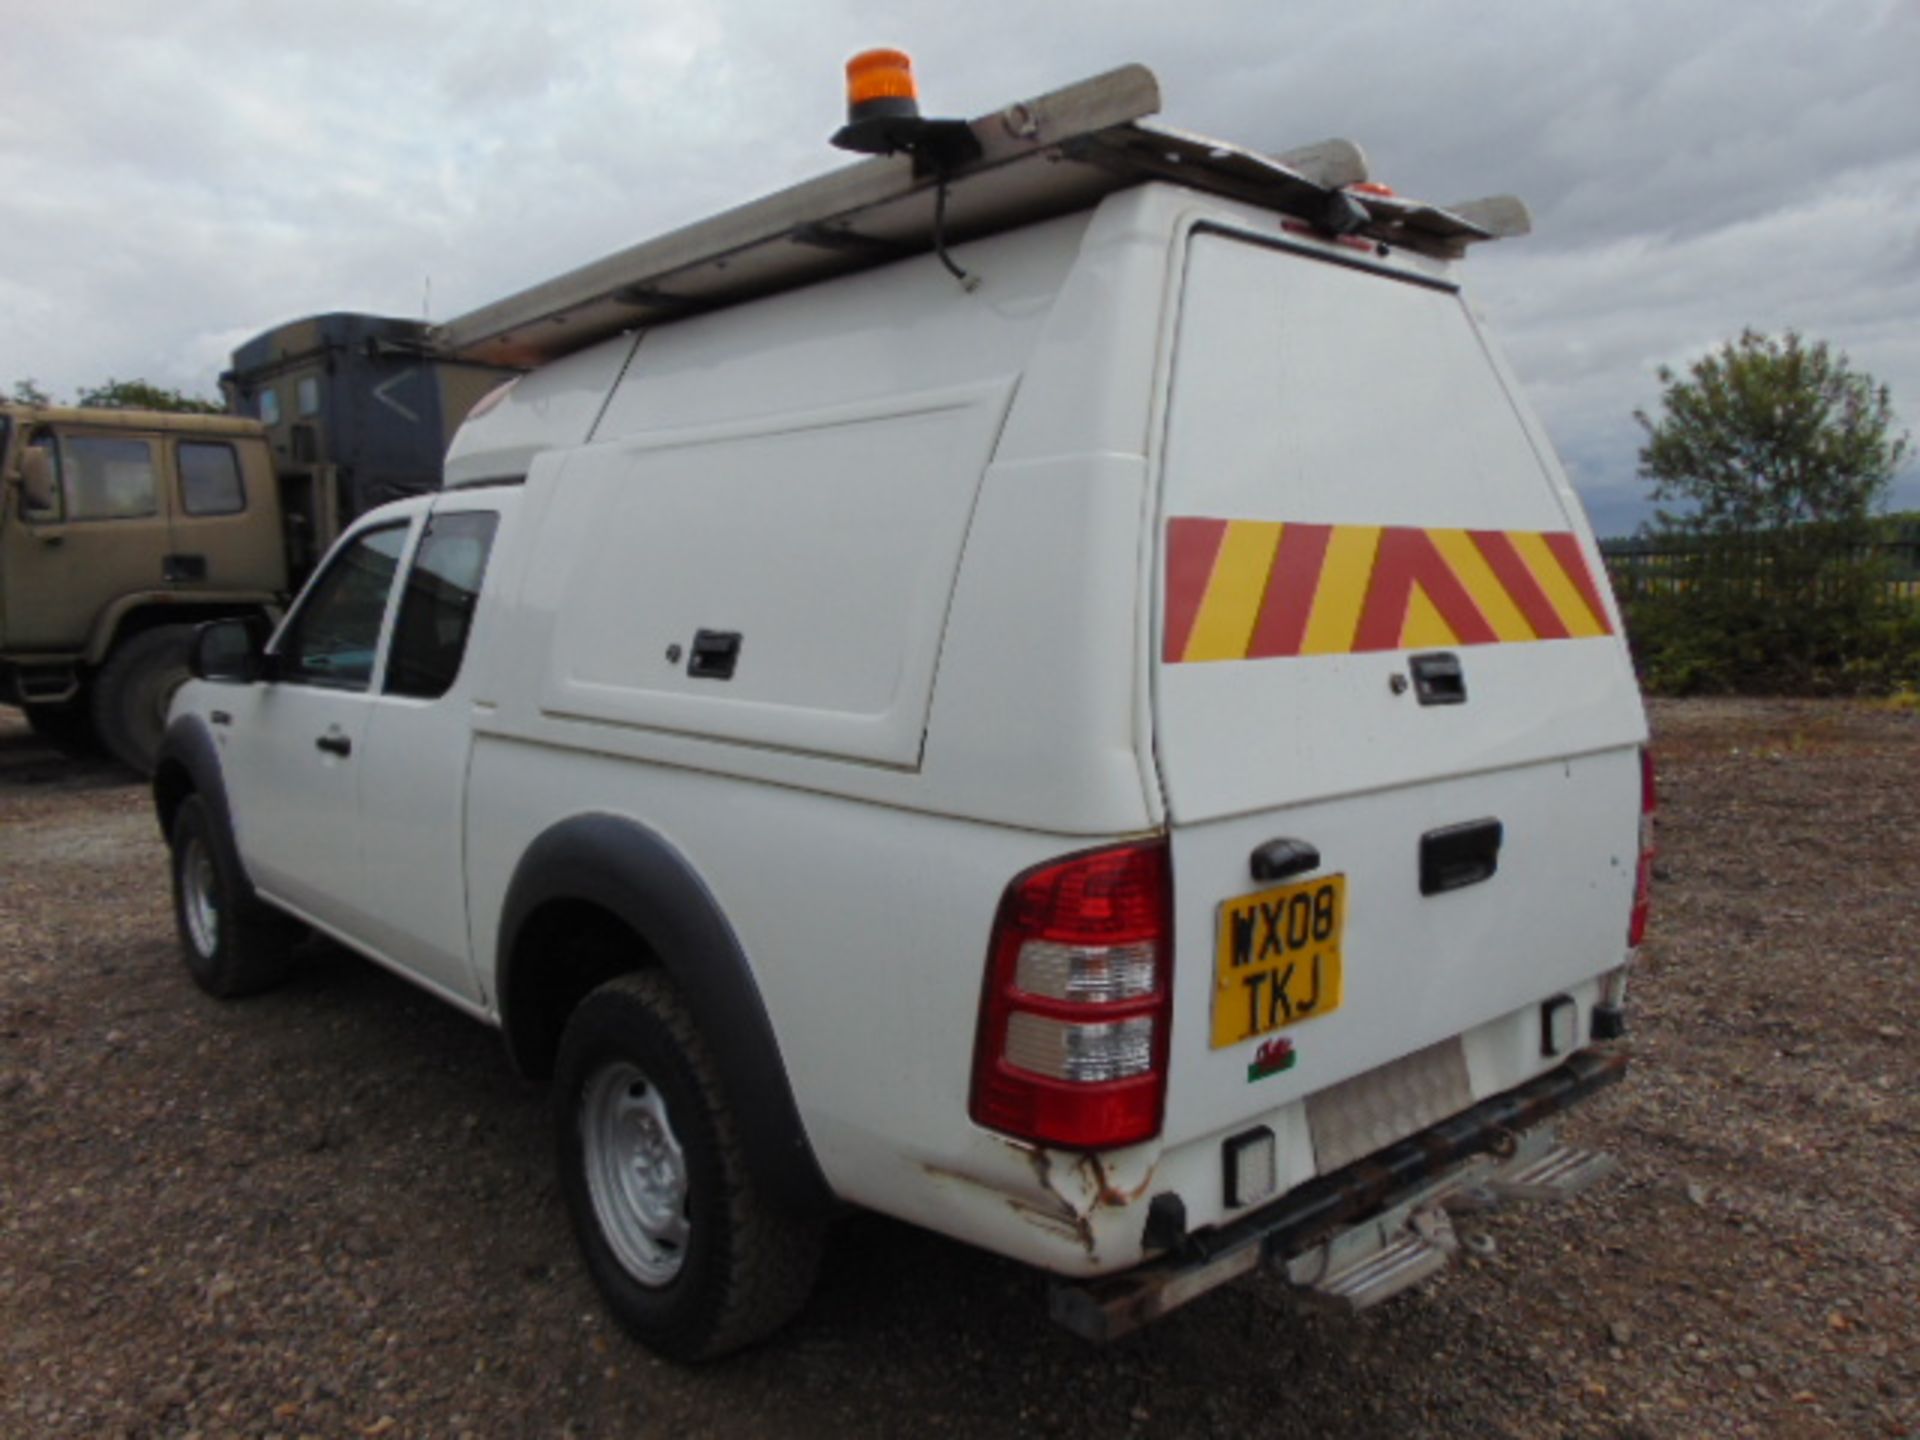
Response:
1601,524,1920,605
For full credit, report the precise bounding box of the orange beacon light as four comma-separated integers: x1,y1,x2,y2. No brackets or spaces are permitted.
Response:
831,49,981,171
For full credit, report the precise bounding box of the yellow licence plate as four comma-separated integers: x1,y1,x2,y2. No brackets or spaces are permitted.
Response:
1211,874,1346,1049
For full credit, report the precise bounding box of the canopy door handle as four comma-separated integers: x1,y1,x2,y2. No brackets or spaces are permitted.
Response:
1250,838,1321,884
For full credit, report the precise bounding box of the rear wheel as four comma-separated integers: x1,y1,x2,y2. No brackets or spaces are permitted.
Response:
554,972,822,1361
168,795,301,998
94,624,198,777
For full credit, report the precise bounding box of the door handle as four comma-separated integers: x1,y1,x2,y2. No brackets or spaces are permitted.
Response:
1420,818,1503,895
1250,838,1321,883
315,732,352,757
1409,652,1467,706
687,628,743,680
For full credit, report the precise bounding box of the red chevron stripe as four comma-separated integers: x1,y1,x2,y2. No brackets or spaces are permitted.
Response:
1468,529,1570,640
1352,527,1499,652
1247,523,1331,658
1163,517,1229,662
1542,531,1613,631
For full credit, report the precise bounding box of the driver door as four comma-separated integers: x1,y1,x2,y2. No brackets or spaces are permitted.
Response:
224,520,414,933
2,427,172,650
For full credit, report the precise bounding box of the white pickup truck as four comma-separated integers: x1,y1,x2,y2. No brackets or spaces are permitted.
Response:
154,64,1652,1360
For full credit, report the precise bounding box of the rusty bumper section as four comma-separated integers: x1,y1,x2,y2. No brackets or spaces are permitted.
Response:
1049,1047,1629,1342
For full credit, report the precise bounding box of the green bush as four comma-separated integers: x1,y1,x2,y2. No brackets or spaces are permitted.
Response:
1619,531,1920,695
1622,330,1913,694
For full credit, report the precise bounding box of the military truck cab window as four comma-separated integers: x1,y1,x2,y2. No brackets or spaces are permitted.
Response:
273,524,408,690
296,377,321,417
384,511,499,700
55,435,157,521
178,442,246,516
257,390,280,425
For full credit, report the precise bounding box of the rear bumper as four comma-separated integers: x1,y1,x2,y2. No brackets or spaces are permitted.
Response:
1050,1045,1627,1340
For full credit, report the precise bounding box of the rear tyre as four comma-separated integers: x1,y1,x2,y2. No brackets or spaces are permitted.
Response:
94,624,199,777
24,698,100,755
554,972,823,1361
168,795,301,998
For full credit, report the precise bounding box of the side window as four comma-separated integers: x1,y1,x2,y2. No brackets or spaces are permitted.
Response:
275,524,410,690
58,435,157,520
258,389,281,425
296,376,321,417
178,442,246,516
385,512,500,700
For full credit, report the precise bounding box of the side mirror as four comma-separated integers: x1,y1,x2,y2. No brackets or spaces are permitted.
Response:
190,616,274,684
18,447,57,515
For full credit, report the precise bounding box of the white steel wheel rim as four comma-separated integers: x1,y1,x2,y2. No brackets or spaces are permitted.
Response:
581,1061,691,1286
180,835,220,958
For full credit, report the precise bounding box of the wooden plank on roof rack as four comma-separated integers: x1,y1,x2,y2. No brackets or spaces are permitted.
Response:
431,63,1526,368
431,65,1164,368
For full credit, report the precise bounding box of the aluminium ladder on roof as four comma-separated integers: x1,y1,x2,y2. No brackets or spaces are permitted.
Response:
429,64,1529,371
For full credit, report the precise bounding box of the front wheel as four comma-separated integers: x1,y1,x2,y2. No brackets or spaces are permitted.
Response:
94,624,198,776
554,972,822,1361
169,795,302,998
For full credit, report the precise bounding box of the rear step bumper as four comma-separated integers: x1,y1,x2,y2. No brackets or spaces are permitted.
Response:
1049,1046,1627,1341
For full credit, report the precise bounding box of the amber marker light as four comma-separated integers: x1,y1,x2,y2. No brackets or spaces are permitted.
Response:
846,47,919,112
830,47,981,174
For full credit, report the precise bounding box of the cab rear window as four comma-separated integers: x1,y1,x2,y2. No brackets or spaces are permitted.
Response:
385,512,500,700
179,442,245,516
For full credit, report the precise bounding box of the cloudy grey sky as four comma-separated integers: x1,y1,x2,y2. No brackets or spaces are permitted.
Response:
3,0,1915,535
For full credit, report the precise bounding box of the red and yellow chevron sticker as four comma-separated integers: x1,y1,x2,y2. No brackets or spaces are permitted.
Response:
1163,518,1614,663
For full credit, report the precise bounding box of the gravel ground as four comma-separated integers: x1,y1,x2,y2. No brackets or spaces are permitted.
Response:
1,699,1914,1439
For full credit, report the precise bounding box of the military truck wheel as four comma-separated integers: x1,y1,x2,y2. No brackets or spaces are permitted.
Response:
93,624,197,777
554,972,823,1361
169,795,301,998
24,699,100,755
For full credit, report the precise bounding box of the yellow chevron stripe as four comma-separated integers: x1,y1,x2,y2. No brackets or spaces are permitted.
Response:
1429,528,1538,641
1400,584,1458,649
1183,520,1283,661
1300,525,1381,655
1510,530,1607,638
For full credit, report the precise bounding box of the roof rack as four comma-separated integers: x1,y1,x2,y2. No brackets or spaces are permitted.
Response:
431,64,1529,369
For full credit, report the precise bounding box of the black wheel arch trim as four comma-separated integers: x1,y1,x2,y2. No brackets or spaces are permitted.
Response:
153,713,256,889
498,812,834,1218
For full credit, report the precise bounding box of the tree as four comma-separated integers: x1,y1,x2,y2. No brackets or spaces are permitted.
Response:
9,378,52,405
1636,330,1908,539
74,378,224,414
1624,332,1916,694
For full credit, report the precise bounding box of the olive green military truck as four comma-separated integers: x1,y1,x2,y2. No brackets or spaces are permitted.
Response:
1,313,516,773
0,403,288,772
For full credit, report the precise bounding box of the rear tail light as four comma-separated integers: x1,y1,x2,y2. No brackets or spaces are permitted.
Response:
970,840,1173,1149
1629,747,1656,948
